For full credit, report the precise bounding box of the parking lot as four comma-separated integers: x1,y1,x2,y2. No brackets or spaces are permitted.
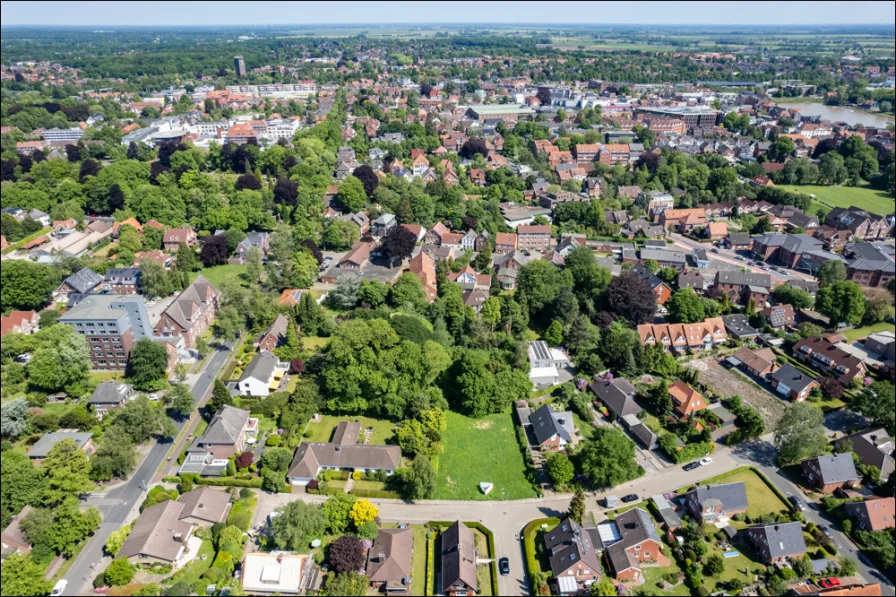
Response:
683,356,787,427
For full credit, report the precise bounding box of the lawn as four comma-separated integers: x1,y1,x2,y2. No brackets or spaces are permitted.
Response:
303,414,396,445
842,322,895,343
87,371,125,383
522,518,560,577
775,183,893,217
434,411,537,501
302,336,329,352
640,563,690,596
169,538,214,587
683,468,789,524
192,264,249,289
704,540,767,592
410,524,428,597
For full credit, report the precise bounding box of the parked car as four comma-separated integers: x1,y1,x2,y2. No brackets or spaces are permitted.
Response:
621,493,639,503
711,248,719,253
819,525,833,538
51,580,68,596
148,393,160,401
683,461,701,471
788,495,807,512
499,557,510,576
699,457,714,466
819,578,841,589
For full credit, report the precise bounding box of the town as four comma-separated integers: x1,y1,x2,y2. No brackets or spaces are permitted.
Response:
0,4,895,597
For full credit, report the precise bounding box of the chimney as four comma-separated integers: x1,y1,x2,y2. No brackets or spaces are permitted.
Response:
199,503,204,509
335,445,341,451
774,525,780,531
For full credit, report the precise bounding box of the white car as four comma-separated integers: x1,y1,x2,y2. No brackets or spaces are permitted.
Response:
699,457,714,467
148,393,161,401
51,579,67,596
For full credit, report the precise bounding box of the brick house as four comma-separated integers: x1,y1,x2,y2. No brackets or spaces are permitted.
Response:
440,521,478,596
683,482,748,524
162,228,197,251
744,522,807,565
714,270,772,306
637,318,728,353
792,336,867,385
153,275,220,349
769,364,819,402
517,225,551,251
731,346,777,377
605,508,664,583
668,380,707,419
495,232,518,253
801,454,861,493
367,528,413,594
844,498,896,531
0,310,39,337
525,404,575,451
545,516,602,595
257,314,289,352
178,405,257,476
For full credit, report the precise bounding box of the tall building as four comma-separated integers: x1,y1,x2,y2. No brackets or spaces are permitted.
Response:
234,55,247,78
59,295,152,370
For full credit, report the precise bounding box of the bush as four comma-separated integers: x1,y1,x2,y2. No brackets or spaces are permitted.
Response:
104,558,135,586
352,470,362,480
266,434,282,447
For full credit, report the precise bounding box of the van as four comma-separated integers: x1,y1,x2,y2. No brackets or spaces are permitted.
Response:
51,579,68,596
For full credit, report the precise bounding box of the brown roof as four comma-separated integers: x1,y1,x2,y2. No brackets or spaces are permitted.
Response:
176,488,231,524
845,498,895,531
157,275,219,332
518,225,551,234
733,346,777,373
441,521,478,593
287,442,401,479
0,505,34,556
117,501,192,562
339,241,375,266
495,232,517,246
367,528,414,583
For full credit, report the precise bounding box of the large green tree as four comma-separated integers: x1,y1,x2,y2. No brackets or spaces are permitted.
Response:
0,260,60,311
774,402,827,465
0,554,53,596
270,500,328,551
816,281,865,326
25,325,90,392
851,381,895,435
579,427,643,489
126,337,170,390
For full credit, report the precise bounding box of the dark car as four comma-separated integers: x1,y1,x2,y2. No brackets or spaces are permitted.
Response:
621,493,639,503
683,461,701,472
499,557,510,576
788,495,807,512
819,525,833,538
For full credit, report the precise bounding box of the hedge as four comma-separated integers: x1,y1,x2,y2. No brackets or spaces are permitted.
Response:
522,518,559,579
162,476,182,483
426,531,436,596
350,488,401,499
0,227,51,255
195,477,263,488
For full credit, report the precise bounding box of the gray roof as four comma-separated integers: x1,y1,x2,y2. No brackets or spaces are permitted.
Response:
528,404,574,446
839,429,895,481
805,453,860,485
158,275,219,331
544,516,602,577
628,423,658,449
589,378,641,418
89,381,133,405
176,487,231,524
715,270,771,288
630,263,666,291
722,314,761,338
752,232,824,255
640,247,687,264
28,431,93,459
200,405,250,446
728,232,751,245
746,522,807,559
63,267,104,293
606,509,660,573
770,364,817,394
441,521,478,593
287,442,401,479
686,481,748,514
240,351,280,384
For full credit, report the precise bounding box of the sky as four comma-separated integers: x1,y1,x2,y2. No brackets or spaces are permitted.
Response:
1,1,894,26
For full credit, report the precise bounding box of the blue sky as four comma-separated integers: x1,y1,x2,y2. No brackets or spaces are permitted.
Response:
1,1,894,26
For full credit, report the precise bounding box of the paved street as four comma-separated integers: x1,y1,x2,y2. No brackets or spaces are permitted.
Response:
62,342,233,596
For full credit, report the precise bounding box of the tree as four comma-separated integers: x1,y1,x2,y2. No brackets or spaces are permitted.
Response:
546,452,575,487
139,260,174,299
460,138,488,159
105,524,132,556
774,402,827,465
0,398,29,438
235,173,262,191
104,558,135,586
816,281,866,326
0,554,52,596
838,557,858,577
0,260,60,311
168,384,194,418
199,234,229,267
208,379,233,414
352,164,379,197
41,438,93,505
568,486,586,525
273,178,298,205
771,285,813,310
127,337,170,390
112,397,173,444
175,243,201,272
328,535,366,573
608,272,656,325
668,288,706,323
592,576,618,596
579,427,643,489
358,280,389,307
382,225,418,261
704,553,725,576
214,305,243,341
270,500,328,551
792,554,813,578
349,499,378,528
322,494,357,535
389,272,428,310
751,216,773,235
322,572,368,597
817,260,847,288
402,455,436,500
25,325,91,392
851,381,895,435
544,320,564,346
90,426,137,481
338,176,367,213
517,259,564,316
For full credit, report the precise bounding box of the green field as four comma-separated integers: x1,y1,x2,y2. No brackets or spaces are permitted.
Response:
303,414,396,445
434,411,537,501
192,263,249,289
776,183,893,217
842,322,896,343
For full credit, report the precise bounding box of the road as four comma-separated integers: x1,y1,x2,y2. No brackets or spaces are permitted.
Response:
730,440,895,596
62,343,234,596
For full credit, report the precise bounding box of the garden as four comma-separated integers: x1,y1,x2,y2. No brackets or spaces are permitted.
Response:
677,467,791,526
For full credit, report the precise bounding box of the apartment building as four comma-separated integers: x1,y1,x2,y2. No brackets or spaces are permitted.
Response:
516,225,551,251
59,294,152,370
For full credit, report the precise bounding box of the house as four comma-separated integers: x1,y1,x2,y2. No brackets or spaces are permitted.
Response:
836,429,895,483
706,222,728,240
367,528,414,595
844,498,895,531
658,208,706,231
770,364,819,402
525,404,575,451
589,378,641,420
176,488,232,526
495,232,518,253
528,341,570,388
117,501,194,566
760,304,796,329
630,263,672,304
286,422,402,486
258,314,289,352
637,317,728,352
714,270,771,306
401,224,426,243
337,241,375,270
677,270,706,293
801,454,861,493
236,352,288,397
230,232,270,264
639,247,688,271
726,232,753,251
692,247,711,269
745,522,807,564
604,508,664,583
372,214,397,238
135,249,174,270
55,267,104,300
448,266,491,292
722,313,763,341
440,521,478,597
88,381,133,418
683,482,749,525
278,289,305,308
0,310,39,337
179,406,257,477
408,251,438,301
668,380,706,419
425,222,450,245
27,431,94,464
241,552,308,595
1,505,34,560
154,275,220,348
545,516,602,595
162,228,197,251
59,294,152,370
621,220,666,239
793,336,867,385
103,268,142,294
731,346,777,377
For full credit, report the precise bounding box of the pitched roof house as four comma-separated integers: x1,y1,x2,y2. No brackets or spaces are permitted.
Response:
744,522,807,564
179,406,257,476
605,508,664,583
837,429,895,483
441,521,478,596
637,317,727,352
844,498,895,531
0,310,39,337
769,364,819,402
793,336,867,385
545,516,602,595
257,314,289,353
683,482,749,524
668,380,706,419
153,275,220,348
237,352,288,397
526,404,575,451
801,454,861,493
117,501,195,566
589,378,641,419
367,528,414,594
88,381,134,418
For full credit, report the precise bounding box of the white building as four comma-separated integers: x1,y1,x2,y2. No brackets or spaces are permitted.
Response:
242,552,308,595
236,352,288,397
43,127,84,142
528,341,570,389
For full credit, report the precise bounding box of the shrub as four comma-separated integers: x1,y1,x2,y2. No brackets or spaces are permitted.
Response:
104,558,135,586
266,434,282,447
352,470,361,481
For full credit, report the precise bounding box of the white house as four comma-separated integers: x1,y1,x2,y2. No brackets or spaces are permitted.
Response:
236,352,288,397
528,341,570,389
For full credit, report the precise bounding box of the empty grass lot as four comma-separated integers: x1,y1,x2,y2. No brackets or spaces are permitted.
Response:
192,263,248,289
843,322,895,343
434,411,537,501
303,414,396,444
680,468,789,524
776,183,893,217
